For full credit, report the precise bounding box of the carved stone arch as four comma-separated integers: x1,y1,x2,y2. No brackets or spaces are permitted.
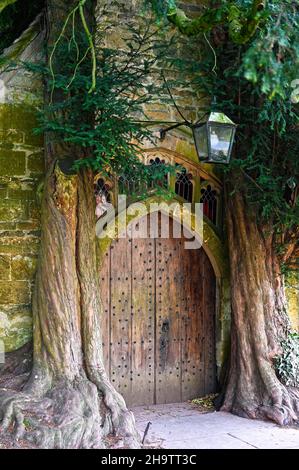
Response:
97,194,231,382
143,152,171,166
142,147,222,186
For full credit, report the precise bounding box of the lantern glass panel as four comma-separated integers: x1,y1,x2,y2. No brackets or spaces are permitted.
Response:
192,124,208,159
208,124,234,163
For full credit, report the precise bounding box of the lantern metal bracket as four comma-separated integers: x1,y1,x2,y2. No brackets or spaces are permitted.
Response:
159,115,208,141
159,121,190,141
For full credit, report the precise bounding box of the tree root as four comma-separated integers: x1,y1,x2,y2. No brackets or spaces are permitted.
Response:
258,386,299,426
0,360,140,449
0,379,107,448
222,384,299,426
86,365,140,448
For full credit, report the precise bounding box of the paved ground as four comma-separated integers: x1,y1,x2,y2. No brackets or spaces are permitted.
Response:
132,402,299,449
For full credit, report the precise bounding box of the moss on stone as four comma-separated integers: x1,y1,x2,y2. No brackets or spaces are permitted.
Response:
0,150,26,176
0,304,32,352
0,232,40,255
0,199,27,222
0,221,16,230
7,187,35,201
0,11,41,68
11,255,37,281
0,280,30,304
0,254,10,280
0,103,35,130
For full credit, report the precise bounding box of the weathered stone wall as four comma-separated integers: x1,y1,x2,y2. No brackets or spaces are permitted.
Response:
96,0,221,179
0,17,44,352
0,105,43,352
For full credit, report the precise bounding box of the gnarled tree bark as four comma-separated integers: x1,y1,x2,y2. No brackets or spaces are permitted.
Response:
0,164,140,448
0,0,140,449
221,187,299,425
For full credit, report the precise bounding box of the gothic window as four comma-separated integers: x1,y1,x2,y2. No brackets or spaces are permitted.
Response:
200,184,218,225
95,178,112,202
175,167,193,203
148,157,168,189
118,174,140,195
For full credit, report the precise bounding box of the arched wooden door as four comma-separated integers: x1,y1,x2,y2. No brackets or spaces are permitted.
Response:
99,212,216,406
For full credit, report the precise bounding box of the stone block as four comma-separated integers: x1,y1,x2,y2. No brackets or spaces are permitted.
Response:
0,222,17,230
27,152,45,175
0,150,26,176
0,199,27,222
0,304,32,353
7,187,35,201
11,255,37,281
0,280,30,304
28,201,41,221
0,255,10,280
16,220,40,230
0,233,40,255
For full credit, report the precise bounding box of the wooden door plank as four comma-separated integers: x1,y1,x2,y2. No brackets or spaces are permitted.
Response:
130,215,155,406
99,212,217,407
99,249,110,374
155,214,182,404
181,247,205,401
109,236,132,404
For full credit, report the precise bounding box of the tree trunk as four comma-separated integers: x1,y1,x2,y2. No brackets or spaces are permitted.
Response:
0,164,140,448
221,188,299,425
0,0,140,449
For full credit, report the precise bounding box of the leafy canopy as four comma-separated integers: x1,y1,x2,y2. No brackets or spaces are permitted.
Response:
150,0,299,266
27,4,174,197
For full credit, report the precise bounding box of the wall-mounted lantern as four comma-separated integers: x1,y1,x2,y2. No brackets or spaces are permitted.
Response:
160,104,237,165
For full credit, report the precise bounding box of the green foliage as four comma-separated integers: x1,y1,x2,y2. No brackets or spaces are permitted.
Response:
48,0,97,97
275,332,299,387
159,0,299,252
148,0,177,18
240,0,299,100
150,0,299,100
149,0,266,45
27,6,174,192
0,0,17,14
216,40,299,234
0,0,44,55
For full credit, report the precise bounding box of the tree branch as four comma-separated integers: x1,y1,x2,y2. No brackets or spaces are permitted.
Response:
0,0,17,15
156,0,266,44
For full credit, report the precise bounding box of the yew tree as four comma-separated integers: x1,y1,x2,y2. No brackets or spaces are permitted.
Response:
0,0,171,448
151,0,299,424
0,0,298,451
